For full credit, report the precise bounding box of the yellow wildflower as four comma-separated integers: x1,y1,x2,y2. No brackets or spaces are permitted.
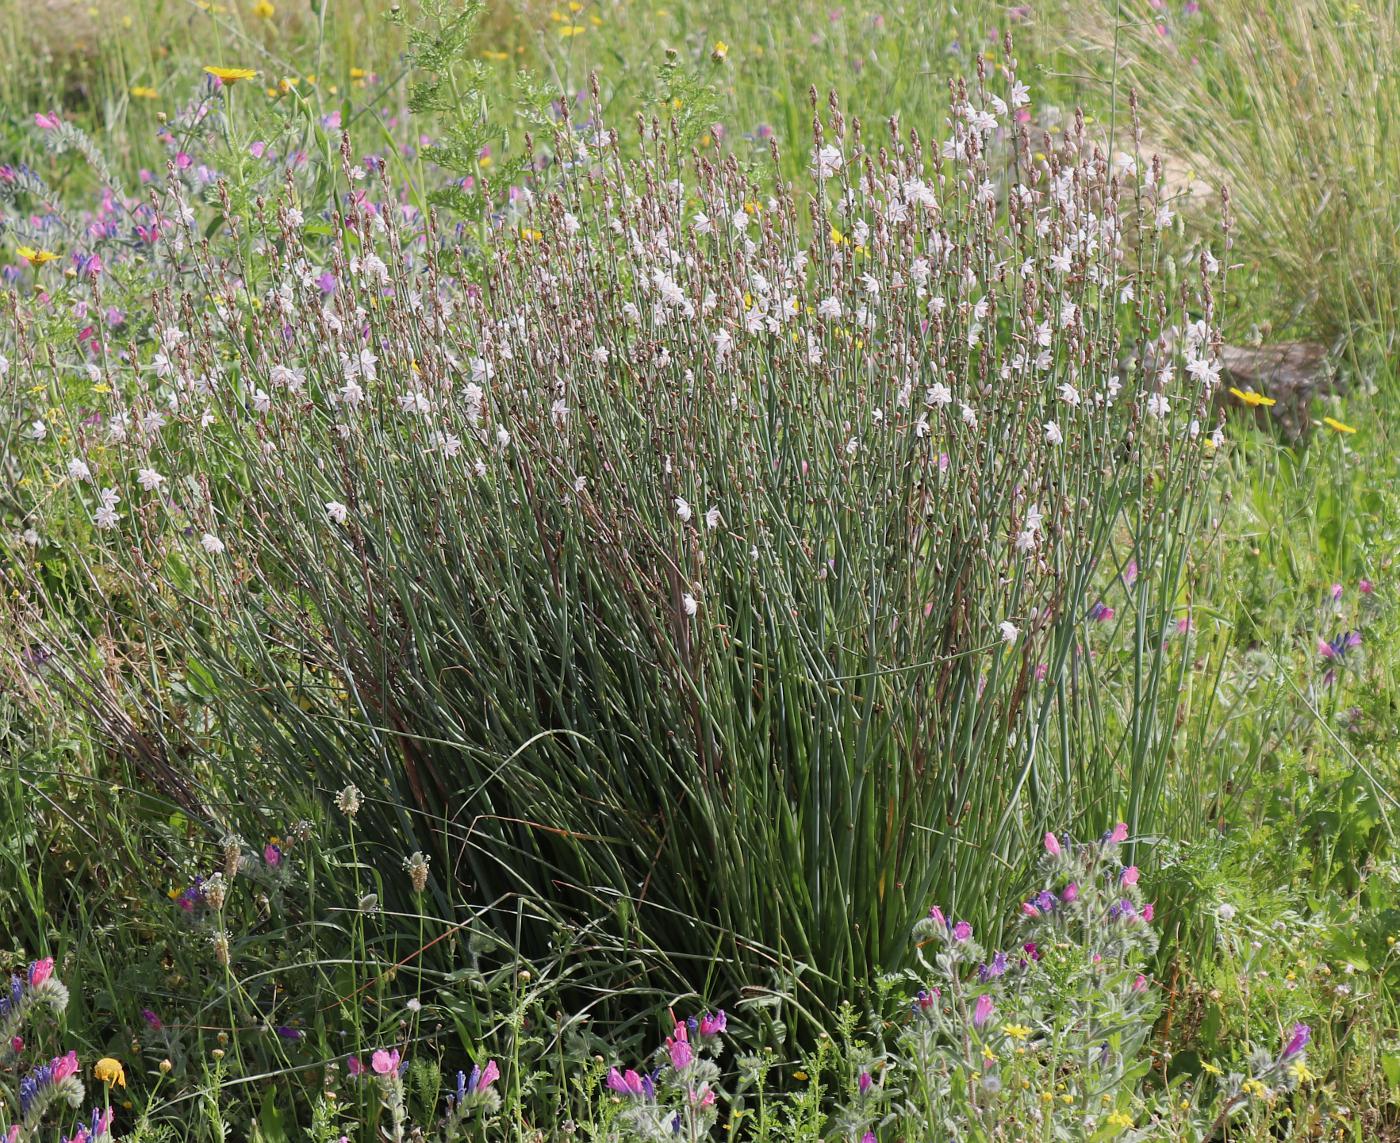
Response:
1229,386,1276,408
130,86,159,99
712,41,729,61
1002,1023,1032,1041
1201,1061,1222,1076
1106,1111,1134,1130
560,23,585,35
253,0,274,17
1288,1060,1316,1083
16,246,59,265
204,66,257,84
94,1058,127,1088
1323,416,1356,434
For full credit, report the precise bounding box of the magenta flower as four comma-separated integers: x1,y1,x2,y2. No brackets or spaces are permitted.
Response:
28,958,54,988
1132,974,1147,992
478,1059,500,1090
1282,1023,1310,1060
1143,903,1155,922
1121,865,1139,887
698,1010,727,1036
952,921,973,942
34,111,62,130
53,1050,80,1082
1109,822,1129,843
1044,832,1061,857
666,1022,693,1071
973,994,994,1029
346,1055,364,1077
607,1067,650,1097
858,1070,872,1094
1360,579,1374,595
1061,882,1079,903
370,1048,401,1076
928,905,946,927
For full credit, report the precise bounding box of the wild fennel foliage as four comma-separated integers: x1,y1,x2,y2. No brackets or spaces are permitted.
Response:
3,72,1223,1017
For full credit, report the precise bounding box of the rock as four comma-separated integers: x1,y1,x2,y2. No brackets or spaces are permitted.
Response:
1218,341,1340,440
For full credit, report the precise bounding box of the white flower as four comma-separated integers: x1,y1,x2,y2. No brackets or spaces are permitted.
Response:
1146,393,1170,418
674,496,693,523
999,621,1019,646
704,506,721,530
1058,382,1081,408
682,593,699,617
28,420,47,441
1015,529,1038,553
1216,903,1237,923
817,297,842,320
1155,204,1174,230
960,403,978,429
359,252,389,284
928,382,953,408
326,500,349,524
1186,356,1221,388
1044,420,1063,445
1010,79,1030,108
95,505,121,529
253,389,272,413
400,390,432,416
67,458,92,482
200,533,226,554
495,426,511,448
137,468,166,491
814,144,844,179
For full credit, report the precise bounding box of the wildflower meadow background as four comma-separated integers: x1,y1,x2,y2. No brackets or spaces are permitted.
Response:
2,0,1399,1139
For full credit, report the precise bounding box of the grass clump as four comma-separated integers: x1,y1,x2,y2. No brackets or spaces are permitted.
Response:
4,52,1225,1018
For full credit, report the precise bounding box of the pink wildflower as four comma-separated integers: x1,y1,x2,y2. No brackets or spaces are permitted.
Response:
28,957,54,988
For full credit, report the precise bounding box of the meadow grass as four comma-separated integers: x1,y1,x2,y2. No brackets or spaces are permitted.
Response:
1,0,1399,1139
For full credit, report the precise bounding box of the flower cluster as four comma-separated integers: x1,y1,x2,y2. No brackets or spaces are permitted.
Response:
0,960,69,1060
606,1013,725,1141
887,825,1161,1135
